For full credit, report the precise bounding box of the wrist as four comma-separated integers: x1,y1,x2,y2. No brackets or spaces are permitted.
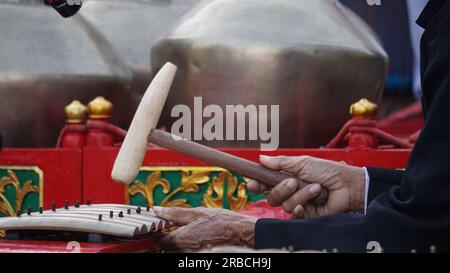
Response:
231,216,257,248
348,166,366,213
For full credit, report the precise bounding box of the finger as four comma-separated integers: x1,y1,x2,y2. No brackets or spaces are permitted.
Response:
259,155,284,170
153,206,208,225
260,155,310,174
246,179,269,194
282,184,322,213
291,205,305,219
266,178,298,206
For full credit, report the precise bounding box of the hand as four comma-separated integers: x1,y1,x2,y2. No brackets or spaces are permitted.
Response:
247,155,366,219
153,206,257,251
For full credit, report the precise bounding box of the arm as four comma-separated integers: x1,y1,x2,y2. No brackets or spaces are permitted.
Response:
366,168,404,204
256,214,366,252
254,167,404,251
256,6,450,252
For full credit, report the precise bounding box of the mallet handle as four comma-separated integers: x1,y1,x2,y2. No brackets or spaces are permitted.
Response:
148,129,328,205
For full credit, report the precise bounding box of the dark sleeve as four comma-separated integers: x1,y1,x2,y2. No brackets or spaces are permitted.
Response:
255,214,367,252
255,7,450,252
366,168,404,204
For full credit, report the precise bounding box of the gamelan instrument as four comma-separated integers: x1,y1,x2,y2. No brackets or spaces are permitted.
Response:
152,0,388,149
0,1,135,147
0,204,167,241
112,63,329,205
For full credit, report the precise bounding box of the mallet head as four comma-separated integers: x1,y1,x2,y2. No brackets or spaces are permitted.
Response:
111,62,177,185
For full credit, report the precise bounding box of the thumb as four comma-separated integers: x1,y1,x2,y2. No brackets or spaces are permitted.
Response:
260,155,308,174
259,155,284,170
153,206,207,225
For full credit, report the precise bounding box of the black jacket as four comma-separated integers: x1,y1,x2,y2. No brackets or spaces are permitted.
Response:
255,0,450,252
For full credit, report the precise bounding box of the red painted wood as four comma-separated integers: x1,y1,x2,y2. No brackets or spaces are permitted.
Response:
378,120,424,139
0,145,411,207
378,102,424,138
86,128,115,147
83,147,125,204
0,148,82,209
61,130,86,149
0,236,159,253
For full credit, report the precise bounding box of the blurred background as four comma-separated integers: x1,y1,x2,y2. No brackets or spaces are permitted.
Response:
342,0,427,114
0,0,426,147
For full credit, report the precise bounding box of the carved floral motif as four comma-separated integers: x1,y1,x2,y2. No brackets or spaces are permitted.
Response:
0,169,41,238
126,168,249,210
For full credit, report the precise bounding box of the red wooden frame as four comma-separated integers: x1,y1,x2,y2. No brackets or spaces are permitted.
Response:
0,236,159,253
0,146,412,207
0,149,82,209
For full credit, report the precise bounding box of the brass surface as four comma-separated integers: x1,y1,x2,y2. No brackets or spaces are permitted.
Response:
152,0,388,148
0,2,138,147
79,0,201,94
80,0,200,70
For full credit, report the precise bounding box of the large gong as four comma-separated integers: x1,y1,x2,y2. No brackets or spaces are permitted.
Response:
79,0,200,94
0,1,136,147
152,0,388,148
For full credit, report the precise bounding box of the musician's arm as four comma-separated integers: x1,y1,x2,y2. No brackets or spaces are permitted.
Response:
253,169,404,251
257,7,450,252
255,214,367,251
365,168,404,205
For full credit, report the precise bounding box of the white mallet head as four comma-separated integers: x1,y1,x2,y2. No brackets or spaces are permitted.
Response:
111,62,177,185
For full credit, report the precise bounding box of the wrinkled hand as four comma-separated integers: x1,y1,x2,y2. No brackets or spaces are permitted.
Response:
247,155,366,219
153,207,257,252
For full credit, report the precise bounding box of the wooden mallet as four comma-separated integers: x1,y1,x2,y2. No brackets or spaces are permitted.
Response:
111,62,328,205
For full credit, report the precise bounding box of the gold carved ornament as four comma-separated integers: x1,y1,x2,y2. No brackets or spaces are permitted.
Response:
64,100,88,124
127,171,194,207
88,96,113,119
0,170,40,238
126,169,248,210
202,172,248,210
349,98,378,118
